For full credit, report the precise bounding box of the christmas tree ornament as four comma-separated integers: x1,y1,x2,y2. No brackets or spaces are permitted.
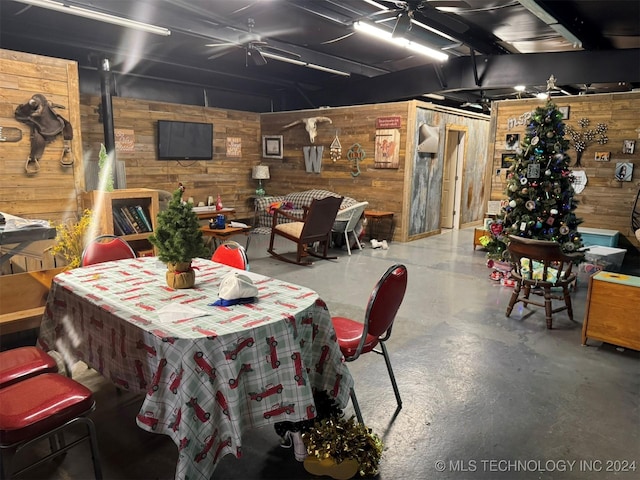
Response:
526,200,536,211
545,169,552,176
520,177,528,185
531,136,539,145
509,200,517,208
559,225,570,235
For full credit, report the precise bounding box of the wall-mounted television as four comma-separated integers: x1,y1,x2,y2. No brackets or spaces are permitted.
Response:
157,120,213,160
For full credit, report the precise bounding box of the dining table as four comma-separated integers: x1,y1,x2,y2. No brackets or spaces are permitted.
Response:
38,256,354,480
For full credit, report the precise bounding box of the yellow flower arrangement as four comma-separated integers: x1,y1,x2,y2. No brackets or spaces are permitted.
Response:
49,209,93,268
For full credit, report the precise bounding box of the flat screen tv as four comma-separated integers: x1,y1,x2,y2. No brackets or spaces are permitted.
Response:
157,120,213,160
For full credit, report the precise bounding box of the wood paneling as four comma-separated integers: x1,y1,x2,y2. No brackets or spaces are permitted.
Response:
80,96,261,221
490,93,640,249
0,49,84,223
261,101,490,241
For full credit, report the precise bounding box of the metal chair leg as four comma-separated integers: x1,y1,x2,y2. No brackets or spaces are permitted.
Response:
380,342,402,412
350,388,364,425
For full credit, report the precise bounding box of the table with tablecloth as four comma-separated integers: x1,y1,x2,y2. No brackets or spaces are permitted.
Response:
38,256,353,480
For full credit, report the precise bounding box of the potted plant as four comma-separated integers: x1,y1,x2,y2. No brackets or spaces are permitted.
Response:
149,188,208,289
302,415,383,479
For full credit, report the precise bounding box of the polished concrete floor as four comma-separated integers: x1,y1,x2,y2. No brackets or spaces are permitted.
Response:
11,228,640,480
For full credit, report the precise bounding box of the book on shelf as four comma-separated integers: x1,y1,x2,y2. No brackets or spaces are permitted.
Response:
120,207,142,233
127,206,149,233
134,205,153,232
112,209,134,235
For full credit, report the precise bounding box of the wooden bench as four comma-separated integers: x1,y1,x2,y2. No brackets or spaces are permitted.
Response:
0,267,65,336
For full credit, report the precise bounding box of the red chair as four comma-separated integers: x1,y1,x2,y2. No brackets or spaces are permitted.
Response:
0,346,58,389
81,235,136,266
212,240,249,270
331,264,408,424
0,373,102,479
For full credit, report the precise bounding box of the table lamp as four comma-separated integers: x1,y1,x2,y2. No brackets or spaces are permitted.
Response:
252,165,270,196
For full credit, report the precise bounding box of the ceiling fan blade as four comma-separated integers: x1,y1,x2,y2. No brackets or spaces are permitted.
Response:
205,42,239,47
321,32,356,45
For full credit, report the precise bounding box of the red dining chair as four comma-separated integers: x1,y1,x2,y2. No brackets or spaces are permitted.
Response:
0,346,58,389
81,234,136,266
212,240,249,270
0,373,103,479
331,264,408,424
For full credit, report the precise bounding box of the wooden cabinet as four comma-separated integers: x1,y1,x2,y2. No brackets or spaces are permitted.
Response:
582,272,640,351
473,228,488,250
82,188,159,256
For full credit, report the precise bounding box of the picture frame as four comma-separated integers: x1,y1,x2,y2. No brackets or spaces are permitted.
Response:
505,133,519,151
262,135,284,159
622,139,635,154
501,153,516,168
558,106,570,120
615,162,633,181
594,151,610,162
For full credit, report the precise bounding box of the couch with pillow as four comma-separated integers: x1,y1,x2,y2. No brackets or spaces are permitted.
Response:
253,189,359,235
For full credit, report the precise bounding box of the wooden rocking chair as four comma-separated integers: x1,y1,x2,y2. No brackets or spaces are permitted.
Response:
268,196,343,265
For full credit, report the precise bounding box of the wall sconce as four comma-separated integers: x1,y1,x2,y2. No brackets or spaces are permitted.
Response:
252,165,270,196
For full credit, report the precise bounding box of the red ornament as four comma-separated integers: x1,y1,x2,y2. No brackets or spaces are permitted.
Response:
490,223,503,236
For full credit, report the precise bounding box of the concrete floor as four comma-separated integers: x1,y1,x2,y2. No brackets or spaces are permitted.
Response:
10,228,640,480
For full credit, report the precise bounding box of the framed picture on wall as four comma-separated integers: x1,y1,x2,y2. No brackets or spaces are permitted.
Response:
594,151,610,162
505,133,519,150
558,106,570,119
622,139,635,154
615,162,633,181
262,135,284,159
501,153,516,168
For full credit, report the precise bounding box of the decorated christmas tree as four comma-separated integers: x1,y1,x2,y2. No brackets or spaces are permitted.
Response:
500,99,583,253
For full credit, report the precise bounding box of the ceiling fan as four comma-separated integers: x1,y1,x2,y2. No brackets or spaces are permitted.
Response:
205,18,300,66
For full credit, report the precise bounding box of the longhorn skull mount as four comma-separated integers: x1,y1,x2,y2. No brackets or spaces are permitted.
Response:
281,116,332,143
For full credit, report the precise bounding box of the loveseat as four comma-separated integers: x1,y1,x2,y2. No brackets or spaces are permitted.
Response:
253,189,359,235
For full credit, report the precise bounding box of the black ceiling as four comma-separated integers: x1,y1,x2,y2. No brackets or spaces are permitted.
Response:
2,0,639,113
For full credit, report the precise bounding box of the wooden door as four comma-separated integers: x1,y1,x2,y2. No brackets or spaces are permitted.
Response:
440,131,459,228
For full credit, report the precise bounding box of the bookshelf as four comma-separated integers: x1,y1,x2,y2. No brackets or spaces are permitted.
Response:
82,188,159,256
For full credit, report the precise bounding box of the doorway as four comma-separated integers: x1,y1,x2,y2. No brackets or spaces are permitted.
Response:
440,126,467,229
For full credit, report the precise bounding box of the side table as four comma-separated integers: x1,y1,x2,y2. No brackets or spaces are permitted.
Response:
364,210,395,241
201,225,253,253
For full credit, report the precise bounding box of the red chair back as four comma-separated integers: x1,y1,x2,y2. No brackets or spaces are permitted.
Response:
212,241,249,270
365,264,408,339
81,235,136,266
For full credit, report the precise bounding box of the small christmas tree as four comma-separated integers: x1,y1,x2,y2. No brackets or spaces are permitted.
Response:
500,99,583,253
149,188,208,264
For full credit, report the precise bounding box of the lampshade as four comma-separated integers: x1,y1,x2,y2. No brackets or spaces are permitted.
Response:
252,165,270,180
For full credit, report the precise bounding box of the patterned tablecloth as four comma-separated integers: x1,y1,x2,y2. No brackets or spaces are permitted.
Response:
38,257,353,480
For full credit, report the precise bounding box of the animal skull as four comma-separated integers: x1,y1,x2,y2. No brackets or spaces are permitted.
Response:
281,116,332,143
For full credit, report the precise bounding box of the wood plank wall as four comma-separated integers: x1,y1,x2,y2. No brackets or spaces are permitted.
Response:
0,49,84,273
261,101,490,242
80,96,260,221
261,103,411,239
488,92,640,249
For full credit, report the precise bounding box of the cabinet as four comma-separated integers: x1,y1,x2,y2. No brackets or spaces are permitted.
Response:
82,188,159,256
473,228,488,250
582,272,640,351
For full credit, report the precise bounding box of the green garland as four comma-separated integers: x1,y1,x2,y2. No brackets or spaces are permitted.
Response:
303,416,383,477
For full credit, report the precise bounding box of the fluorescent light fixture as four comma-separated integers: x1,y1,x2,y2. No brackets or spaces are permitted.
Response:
261,51,351,76
518,0,581,48
536,92,549,100
354,21,448,61
514,85,526,92
361,0,389,9
411,19,458,42
13,0,171,36
423,93,445,101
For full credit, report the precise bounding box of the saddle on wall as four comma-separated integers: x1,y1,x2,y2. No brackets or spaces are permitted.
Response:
14,93,74,174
